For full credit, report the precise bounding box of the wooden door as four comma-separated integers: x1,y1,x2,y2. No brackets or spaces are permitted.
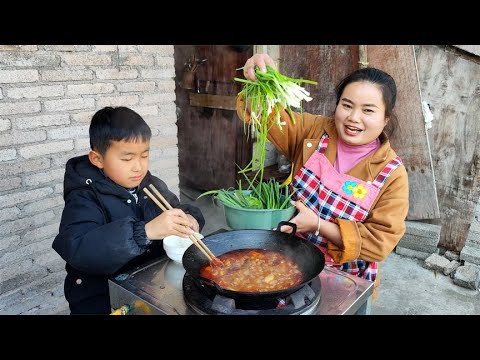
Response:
175,45,253,191
415,45,480,251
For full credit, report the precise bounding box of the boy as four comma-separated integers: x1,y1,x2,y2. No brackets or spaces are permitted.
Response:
53,106,205,314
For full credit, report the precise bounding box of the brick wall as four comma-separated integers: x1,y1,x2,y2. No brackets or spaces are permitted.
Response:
0,45,179,314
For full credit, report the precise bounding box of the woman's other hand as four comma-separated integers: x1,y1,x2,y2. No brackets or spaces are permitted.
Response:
279,200,343,249
243,53,276,81
279,200,318,234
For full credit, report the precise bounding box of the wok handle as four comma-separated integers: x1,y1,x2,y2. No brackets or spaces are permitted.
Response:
198,276,223,291
276,221,297,239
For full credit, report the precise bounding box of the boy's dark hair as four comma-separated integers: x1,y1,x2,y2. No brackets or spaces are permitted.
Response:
335,67,398,138
89,107,152,155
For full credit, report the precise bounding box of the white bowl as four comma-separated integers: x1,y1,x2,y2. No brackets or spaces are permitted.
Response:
163,233,203,263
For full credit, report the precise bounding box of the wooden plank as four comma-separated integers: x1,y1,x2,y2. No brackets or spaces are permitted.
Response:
367,45,440,220
189,93,236,110
415,45,480,251
280,45,359,115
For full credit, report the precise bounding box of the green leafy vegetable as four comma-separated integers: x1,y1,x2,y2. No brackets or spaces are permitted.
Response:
198,177,297,210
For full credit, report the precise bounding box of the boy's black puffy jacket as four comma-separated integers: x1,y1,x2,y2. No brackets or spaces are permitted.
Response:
52,155,205,314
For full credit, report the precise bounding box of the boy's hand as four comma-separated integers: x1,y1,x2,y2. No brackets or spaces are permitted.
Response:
186,214,200,233
145,209,194,240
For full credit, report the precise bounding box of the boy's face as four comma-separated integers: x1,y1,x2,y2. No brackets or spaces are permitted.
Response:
90,139,150,189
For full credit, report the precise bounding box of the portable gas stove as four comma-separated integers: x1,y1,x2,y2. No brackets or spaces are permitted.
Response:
109,254,374,315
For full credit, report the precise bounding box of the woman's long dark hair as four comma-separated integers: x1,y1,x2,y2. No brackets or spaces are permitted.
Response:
335,67,398,138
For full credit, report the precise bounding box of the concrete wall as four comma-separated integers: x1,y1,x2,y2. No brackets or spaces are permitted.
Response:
0,45,178,314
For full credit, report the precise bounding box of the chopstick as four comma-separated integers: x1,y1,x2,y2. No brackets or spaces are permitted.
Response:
143,184,221,265
148,184,219,263
143,187,213,262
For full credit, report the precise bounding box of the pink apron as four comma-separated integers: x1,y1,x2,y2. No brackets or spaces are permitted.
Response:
290,133,402,281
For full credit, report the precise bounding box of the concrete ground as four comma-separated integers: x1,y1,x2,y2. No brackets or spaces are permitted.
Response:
373,253,480,315
180,186,480,315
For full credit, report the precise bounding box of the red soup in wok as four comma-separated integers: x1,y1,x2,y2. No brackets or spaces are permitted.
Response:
200,249,303,292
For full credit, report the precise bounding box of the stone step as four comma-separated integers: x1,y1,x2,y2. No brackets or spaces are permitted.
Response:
397,221,441,253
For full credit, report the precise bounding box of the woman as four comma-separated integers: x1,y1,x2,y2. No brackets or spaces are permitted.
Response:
237,53,409,298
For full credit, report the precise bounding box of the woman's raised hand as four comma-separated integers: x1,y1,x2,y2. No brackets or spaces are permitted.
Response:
243,53,276,81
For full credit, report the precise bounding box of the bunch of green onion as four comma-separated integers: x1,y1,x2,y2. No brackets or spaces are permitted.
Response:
197,65,316,210
199,178,296,210
235,65,317,182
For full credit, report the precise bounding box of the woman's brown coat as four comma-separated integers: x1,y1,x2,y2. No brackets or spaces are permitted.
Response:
237,97,409,266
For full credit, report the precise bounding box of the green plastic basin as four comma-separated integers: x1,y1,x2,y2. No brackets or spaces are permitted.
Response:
223,197,296,230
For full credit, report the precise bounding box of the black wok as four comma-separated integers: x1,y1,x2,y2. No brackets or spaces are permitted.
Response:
182,222,325,307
